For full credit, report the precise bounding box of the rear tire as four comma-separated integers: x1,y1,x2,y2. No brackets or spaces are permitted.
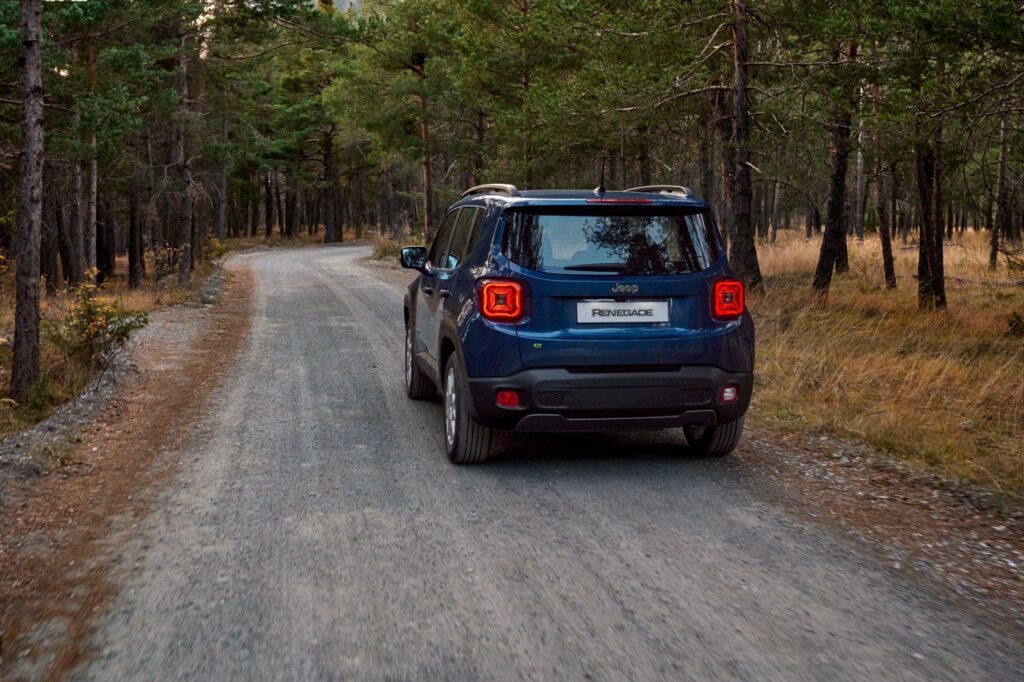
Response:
683,416,745,457
405,324,435,400
443,354,493,464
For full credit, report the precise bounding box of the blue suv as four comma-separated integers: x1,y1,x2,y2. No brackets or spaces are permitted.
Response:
400,184,754,464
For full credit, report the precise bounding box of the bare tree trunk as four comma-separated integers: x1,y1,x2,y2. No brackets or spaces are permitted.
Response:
854,119,866,240
915,126,947,310
812,42,858,293
42,191,59,295
769,178,781,243
727,0,762,290
129,171,143,288
55,188,76,286
991,109,1010,269
216,118,228,242
175,25,192,285
713,89,735,253
419,92,434,239
68,139,85,283
12,0,44,402
264,171,274,239
698,115,715,210
469,110,486,186
877,156,896,289
85,134,98,277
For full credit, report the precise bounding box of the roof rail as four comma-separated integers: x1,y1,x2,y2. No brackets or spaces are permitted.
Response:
624,185,694,198
460,183,520,199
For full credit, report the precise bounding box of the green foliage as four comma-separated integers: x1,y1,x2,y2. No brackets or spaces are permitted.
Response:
43,285,149,372
206,237,229,260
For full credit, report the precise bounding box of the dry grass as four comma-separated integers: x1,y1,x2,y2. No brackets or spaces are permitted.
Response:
751,230,1024,496
0,255,211,438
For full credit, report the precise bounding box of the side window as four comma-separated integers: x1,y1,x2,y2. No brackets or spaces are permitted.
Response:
445,207,481,269
428,209,460,268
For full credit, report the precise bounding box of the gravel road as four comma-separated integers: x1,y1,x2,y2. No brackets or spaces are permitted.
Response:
80,246,1022,681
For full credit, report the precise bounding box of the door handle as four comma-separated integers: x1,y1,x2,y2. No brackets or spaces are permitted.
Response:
439,290,451,299
422,287,435,295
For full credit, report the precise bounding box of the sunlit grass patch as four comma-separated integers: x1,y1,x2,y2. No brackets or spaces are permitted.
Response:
751,230,1024,495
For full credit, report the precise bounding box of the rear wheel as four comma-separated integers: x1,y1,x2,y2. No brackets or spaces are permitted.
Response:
405,324,435,400
683,416,745,457
443,354,493,464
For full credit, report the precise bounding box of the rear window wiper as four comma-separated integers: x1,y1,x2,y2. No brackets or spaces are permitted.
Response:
561,263,627,272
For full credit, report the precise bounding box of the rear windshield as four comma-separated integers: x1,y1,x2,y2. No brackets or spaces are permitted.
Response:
503,208,720,276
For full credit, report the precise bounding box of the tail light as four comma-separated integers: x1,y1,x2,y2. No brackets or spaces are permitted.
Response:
712,279,745,320
478,279,524,322
496,390,520,408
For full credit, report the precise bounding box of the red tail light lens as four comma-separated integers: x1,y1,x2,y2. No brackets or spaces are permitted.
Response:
496,390,520,408
712,279,745,319
478,280,524,322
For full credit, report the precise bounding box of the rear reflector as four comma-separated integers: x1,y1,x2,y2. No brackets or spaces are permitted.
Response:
496,390,520,408
719,385,739,404
478,280,524,321
712,279,745,319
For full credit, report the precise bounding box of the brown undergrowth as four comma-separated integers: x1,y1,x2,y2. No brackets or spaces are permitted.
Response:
751,231,1024,497
0,255,212,440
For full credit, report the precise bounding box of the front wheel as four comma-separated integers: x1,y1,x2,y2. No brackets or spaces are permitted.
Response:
683,416,745,457
443,355,493,464
405,324,435,400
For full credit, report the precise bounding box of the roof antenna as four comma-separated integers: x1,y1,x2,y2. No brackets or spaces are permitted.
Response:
594,156,606,195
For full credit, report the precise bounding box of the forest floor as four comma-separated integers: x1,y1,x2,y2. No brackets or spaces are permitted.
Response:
751,231,1024,499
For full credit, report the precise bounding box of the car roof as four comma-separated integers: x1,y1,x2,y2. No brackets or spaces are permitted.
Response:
451,189,709,210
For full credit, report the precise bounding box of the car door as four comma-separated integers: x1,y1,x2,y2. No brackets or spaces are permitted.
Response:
415,209,461,376
437,205,482,308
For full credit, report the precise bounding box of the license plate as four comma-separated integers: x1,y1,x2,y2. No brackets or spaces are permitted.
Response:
576,300,669,324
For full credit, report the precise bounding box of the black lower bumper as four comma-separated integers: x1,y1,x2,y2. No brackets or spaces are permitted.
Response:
466,366,752,432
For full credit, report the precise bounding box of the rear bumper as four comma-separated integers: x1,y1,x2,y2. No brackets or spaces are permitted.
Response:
466,366,752,432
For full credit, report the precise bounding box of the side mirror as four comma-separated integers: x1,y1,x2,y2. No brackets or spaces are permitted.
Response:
400,246,428,271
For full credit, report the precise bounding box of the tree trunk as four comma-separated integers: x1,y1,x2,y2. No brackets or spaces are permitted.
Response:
915,128,947,310
174,26,193,285
42,193,60,295
12,0,44,402
55,189,76,286
769,178,781,243
991,110,1010,269
96,198,115,285
471,109,486,186
713,88,736,253
129,174,143,288
264,171,274,239
854,119,866,240
285,190,297,238
727,1,762,290
877,157,896,289
68,139,85,283
85,135,98,277
216,119,229,243
419,92,434,239
812,42,857,293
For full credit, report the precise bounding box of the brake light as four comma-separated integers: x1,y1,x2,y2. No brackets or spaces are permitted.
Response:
712,279,745,319
496,390,520,408
478,280,523,321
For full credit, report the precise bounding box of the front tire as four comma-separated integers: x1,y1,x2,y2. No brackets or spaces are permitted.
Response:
443,354,493,464
683,416,745,457
405,324,435,400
